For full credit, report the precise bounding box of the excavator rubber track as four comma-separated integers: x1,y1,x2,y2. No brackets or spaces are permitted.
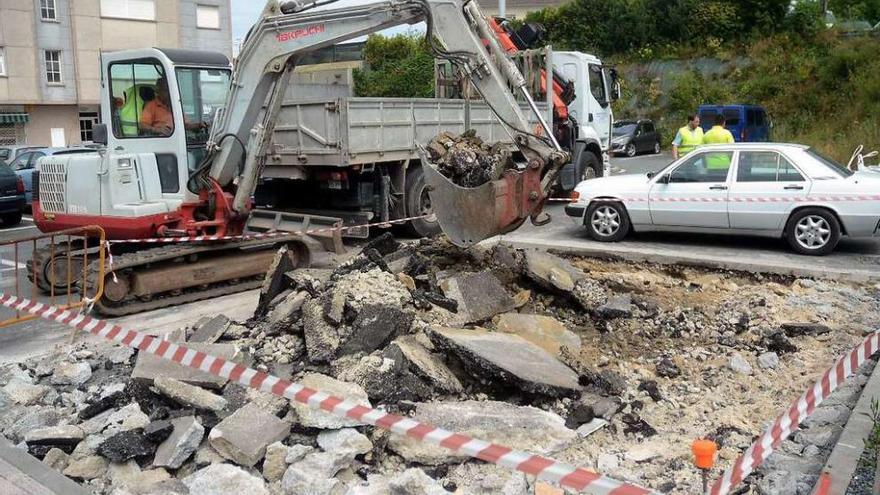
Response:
28,241,99,294
86,235,312,317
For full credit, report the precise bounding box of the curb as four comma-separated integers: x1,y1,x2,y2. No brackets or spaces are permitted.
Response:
0,437,91,495
813,358,880,495
711,333,880,495
496,238,880,283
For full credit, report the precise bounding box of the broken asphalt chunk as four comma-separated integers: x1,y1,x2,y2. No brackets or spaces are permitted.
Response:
781,322,831,337
208,402,290,467
429,327,580,397
386,336,463,395
524,251,585,293
98,429,157,463
256,246,297,318
131,343,239,389
189,315,230,344
153,416,204,469
495,313,581,356
439,271,515,324
387,400,576,465
338,304,414,356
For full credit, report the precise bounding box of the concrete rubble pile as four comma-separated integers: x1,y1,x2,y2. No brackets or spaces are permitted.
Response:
425,130,514,188
1,236,879,495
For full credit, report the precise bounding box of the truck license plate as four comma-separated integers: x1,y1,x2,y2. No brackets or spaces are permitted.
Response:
328,180,342,190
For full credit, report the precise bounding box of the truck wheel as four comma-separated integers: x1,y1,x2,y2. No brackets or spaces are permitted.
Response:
577,151,602,182
405,165,441,238
2,212,22,226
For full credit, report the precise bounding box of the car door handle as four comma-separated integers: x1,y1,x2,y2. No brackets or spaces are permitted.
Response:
709,185,728,191
784,185,804,190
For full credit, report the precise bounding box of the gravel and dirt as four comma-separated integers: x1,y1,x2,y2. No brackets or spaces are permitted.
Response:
1,236,878,494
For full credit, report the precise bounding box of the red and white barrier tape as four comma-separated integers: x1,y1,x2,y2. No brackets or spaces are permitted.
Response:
0,293,656,495
710,332,880,495
109,214,434,245
586,194,880,204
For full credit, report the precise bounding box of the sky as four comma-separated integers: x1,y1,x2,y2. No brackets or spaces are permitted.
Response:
231,0,422,44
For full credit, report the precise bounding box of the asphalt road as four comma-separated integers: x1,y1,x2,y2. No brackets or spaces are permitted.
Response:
610,150,674,176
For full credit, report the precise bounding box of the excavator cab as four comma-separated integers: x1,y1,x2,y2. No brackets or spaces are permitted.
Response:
34,48,234,239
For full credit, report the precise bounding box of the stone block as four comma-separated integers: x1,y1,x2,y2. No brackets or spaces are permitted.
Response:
209,402,290,466
131,343,238,389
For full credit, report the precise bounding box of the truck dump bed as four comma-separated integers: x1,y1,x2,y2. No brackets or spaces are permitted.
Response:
263,96,546,174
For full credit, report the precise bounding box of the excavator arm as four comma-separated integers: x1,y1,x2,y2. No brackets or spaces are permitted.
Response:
201,0,569,246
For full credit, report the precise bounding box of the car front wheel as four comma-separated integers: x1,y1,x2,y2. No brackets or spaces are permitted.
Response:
625,143,637,158
585,201,630,242
785,208,841,256
653,141,661,154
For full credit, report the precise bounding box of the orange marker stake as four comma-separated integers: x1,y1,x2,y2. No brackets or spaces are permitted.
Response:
692,439,718,494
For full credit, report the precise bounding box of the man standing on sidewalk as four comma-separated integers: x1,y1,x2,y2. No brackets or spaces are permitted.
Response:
672,115,703,160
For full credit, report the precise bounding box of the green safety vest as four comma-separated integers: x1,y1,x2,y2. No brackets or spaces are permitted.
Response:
119,86,146,137
703,125,734,170
677,126,704,156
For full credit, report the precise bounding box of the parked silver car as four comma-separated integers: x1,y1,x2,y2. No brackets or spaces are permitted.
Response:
0,145,42,167
566,143,880,255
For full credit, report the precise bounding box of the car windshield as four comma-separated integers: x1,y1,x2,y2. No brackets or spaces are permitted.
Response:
8,154,29,171
806,148,854,178
613,123,637,136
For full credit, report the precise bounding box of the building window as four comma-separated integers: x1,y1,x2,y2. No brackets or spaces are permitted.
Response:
196,5,220,29
0,48,6,76
44,50,62,84
100,0,156,21
0,123,27,146
40,0,57,20
79,112,99,142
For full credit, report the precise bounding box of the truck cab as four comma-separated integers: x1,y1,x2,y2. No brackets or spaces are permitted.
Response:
553,51,617,190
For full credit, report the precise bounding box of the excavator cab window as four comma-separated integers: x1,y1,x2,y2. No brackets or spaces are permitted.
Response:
175,67,230,172
176,67,230,146
109,60,173,138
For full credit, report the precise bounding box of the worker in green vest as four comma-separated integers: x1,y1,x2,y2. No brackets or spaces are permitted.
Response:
118,85,150,137
672,115,704,159
703,114,735,170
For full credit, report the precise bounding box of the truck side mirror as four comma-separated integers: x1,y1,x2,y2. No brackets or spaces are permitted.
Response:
611,80,621,102
92,124,108,146
609,68,621,102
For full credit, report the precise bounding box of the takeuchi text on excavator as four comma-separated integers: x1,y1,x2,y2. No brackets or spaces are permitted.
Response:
28,0,569,315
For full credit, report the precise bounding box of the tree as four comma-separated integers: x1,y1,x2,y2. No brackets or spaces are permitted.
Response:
830,0,880,23
353,33,435,98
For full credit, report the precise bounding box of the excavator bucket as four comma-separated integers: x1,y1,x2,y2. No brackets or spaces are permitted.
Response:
419,147,545,248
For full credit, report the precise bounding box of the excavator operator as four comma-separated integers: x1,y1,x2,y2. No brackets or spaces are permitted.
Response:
140,77,175,136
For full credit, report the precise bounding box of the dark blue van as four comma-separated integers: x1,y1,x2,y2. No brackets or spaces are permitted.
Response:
698,104,771,142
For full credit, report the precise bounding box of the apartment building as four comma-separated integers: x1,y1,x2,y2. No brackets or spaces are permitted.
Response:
0,0,232,147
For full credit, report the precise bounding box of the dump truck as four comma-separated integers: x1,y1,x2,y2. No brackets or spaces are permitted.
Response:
257,45,618,237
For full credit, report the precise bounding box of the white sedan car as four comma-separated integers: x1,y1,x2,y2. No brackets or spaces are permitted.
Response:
566,143,880,255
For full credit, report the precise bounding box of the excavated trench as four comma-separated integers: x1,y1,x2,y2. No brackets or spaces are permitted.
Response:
2,235,878,494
